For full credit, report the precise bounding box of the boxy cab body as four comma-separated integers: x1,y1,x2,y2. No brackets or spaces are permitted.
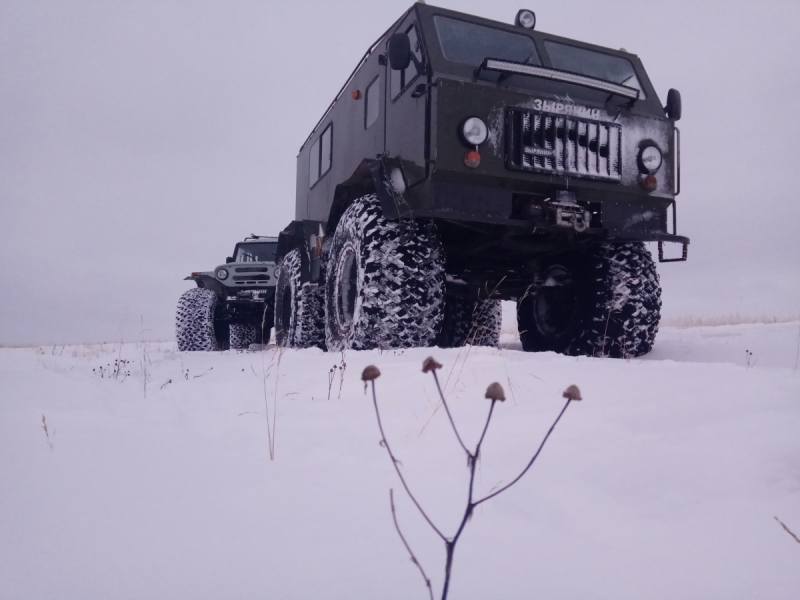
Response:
284,2,687,299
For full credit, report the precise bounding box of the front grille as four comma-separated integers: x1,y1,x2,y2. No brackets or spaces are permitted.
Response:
506,108,621,181
232,275,270,283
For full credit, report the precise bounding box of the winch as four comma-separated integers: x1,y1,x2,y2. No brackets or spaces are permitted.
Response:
550,191,591,232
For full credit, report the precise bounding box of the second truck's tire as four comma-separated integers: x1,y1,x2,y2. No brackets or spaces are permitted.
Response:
517,242,661,358
437,296,502,348
176,288,228,351
325,193,445,351
229,324,257,350
274,249,326,348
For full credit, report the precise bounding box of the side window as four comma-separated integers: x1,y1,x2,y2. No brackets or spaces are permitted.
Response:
320,125,332,176
390,23,423,100
308,123,333,188
365,75,380,128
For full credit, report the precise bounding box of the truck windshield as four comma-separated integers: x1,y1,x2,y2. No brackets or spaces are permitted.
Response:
544,41,646,99
235,243,277,262
434,16,541,66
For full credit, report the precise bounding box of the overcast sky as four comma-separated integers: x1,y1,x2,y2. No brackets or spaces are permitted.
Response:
1,0,798,346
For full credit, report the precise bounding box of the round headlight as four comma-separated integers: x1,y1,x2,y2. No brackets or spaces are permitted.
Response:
461,117,488,146
273,267,280,277
216,268,229,280
638,145,663,174
515,9,536,29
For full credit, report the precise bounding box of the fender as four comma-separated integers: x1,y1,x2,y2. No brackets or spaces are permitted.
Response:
325,157,402,237
277,220,324,283
184,274,226,300
283,158,409,285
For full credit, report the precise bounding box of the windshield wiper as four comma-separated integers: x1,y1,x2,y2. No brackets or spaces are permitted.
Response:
475,57,640,101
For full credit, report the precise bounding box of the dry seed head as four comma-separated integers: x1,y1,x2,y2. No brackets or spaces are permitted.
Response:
422,356,443,373
361,365,381,381
562,385,582,401
485,382,505,401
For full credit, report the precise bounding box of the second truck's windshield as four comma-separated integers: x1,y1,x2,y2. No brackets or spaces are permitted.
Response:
235,243,277,262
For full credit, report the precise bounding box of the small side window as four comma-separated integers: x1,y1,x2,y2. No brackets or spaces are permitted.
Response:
320,125,332,177
308,123,333,188
365,75,380,129
390,23,423,100
308,138,320,187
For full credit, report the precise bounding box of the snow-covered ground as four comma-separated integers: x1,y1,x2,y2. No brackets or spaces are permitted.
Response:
2,322,799,599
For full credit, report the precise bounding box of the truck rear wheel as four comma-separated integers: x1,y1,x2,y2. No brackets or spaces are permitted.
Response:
325,194,445,351
230,324,257,350
273,249,325,348
176,288,229,351
517,242,661,358
437,296,502,348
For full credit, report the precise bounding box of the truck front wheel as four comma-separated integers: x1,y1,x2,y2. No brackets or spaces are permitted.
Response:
324,194,445,351
517,242,661,358
175,288,229,351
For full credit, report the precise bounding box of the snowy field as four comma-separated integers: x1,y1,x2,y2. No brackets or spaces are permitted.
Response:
2,322,799,599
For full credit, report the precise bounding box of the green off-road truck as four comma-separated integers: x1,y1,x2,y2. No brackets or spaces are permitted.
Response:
176,236,278,350
275,2,688,357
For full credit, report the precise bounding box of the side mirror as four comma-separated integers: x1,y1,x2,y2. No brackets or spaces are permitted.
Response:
665,88,682,121
388,33,411,71
226,256,234,264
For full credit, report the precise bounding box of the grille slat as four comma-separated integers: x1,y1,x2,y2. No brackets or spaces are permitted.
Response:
506,108,621,182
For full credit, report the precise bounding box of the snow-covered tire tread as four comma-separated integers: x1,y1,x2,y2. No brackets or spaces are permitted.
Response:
518,242,661,358
176,288,222,351
229,324,257,350
274,249,325,349
571,242,661,358
325,194,445,351
437,297,502,348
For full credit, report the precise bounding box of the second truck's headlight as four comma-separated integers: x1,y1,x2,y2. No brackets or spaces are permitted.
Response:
461,117,488,146
638,145,663,174
216,268,229,280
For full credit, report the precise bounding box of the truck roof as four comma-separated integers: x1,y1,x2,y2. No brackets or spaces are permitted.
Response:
299,2,652,154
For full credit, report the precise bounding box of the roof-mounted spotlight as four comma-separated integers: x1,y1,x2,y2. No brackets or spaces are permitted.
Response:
515,9,536,29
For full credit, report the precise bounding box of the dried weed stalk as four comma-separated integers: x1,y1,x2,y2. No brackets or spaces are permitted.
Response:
41,415,55,452
337,351,347,399
261,346,284,460
327,366,336,400
364,358,581,599
326,352,348,400
139,317,151,398
93,358,132,380
774,516,800,545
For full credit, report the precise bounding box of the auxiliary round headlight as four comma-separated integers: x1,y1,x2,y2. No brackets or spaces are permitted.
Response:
216,268,229,280
515,9,536,29
638,144,663,174
461,117,488,146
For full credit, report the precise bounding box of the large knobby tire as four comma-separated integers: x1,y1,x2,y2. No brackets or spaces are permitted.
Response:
273,249,325,348
176,288,228,351
230,324,257,350
518,242,661,358
325,194,445,351
437,296,502,348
